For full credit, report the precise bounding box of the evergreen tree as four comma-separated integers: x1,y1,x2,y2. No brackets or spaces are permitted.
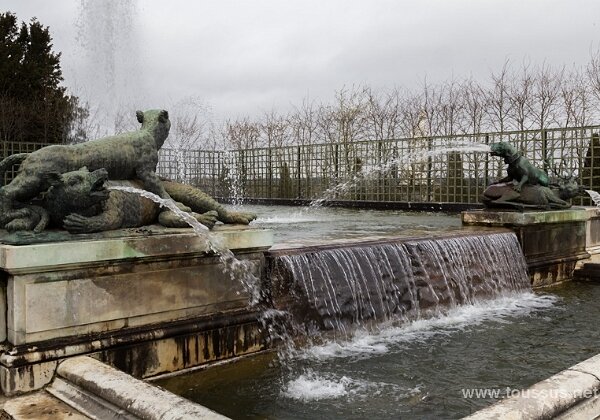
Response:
0,11,76,144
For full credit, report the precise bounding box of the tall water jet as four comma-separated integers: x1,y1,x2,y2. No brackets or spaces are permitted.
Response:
222,150,246,207
74,0,143,136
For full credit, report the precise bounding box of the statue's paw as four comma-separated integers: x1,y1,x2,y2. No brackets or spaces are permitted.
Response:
221,211,256,225
175,201,192,212
238,212,257,222
63,213,91,233
2,208,33,227
195,210,218,229
513,184,522,192
5,218,34,232
14,231,36,239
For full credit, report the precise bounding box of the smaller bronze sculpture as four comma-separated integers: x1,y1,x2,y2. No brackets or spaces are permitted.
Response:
489,142,549,192
0,166,256,233
483,142,584,210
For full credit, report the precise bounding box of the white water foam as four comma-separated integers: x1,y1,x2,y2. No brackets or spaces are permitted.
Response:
280,292,556,403
301,292,558,361
282,369,420,402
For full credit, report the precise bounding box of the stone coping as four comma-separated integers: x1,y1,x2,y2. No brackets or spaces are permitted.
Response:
462,207,592,226
585,206,600,218
268,227,511,254
0,225,273,273
464,353,600,419
47,356,228,419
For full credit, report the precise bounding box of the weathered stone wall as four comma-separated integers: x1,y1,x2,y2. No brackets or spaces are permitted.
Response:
462,209,590,287
0,225,273,396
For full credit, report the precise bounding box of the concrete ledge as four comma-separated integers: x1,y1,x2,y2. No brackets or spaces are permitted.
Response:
461,208,589,226
462,208,589,286
465,353,600,419
48,356,228,419
0,225,273,274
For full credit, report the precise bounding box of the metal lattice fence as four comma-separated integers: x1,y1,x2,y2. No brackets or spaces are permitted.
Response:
158,125,600,206
3,126,600,207
0,141,54,185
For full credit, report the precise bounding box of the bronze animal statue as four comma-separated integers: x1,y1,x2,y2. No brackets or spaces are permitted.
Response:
489,142,549,192
2,166,256,234
482,182,578,210
0,109,174,230
484,142,584,210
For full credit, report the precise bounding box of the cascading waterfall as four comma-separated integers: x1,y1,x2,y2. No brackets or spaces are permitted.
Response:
269,232,529,331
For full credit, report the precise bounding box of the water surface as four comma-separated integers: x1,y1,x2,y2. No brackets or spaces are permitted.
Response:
156,282,600,419
238,204,462,243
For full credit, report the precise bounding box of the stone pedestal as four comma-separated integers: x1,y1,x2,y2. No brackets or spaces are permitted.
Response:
0,225,273,396
462,209,590,287
584,207,600,261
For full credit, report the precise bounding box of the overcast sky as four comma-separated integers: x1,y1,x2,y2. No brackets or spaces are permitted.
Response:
4,0,600,122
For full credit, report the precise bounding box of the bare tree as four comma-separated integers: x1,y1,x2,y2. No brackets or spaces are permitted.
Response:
507,61,535,131
112,106,140,134
224,117,260,150
419,77,441,137
329,86,369,145
0,95,26,142
587,48,600,114
397,89,424,138
530,63,563,131
259,110,289,148
164,96,212,151
462,78,486,134
486,60,512,133
364,86,401,141
436,79,465,136
560,66,592,128
288,98,319,146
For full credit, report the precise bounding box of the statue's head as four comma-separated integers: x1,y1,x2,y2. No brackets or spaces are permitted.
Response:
46,167,110,212
135,109,171,145
489,142,518,158
554,175,587,200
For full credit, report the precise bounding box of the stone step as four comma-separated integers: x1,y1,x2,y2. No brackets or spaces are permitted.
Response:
1,390,89,419
47,356,228,419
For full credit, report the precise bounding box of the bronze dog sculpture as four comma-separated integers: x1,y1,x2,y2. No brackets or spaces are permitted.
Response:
489,142,549,192
484,142,584,209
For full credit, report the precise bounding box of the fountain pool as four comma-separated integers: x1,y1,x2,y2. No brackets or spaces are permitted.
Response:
243,204,462,244
155,282,600,419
